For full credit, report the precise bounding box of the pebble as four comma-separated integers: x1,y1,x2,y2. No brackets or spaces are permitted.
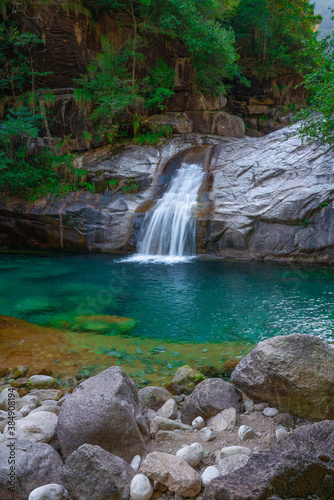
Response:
130,473,153,500
28,483,65,500
173,396,183,403
176,442,204,467
131,455,142,472
201,466,220,486
238,425,254,440
244,399,254,412
275,427,289,441
198,427,216,442
263,407,279,417
192,416,205,430
220,446,252,459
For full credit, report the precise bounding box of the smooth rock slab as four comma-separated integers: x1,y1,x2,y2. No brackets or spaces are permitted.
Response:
61,444,135,500
181,379,242,425
230,334,334,420
203,420,334,500
0,440,63,500
220,446,252,459
4,411,58,443
176,442,204,467
150,416,192,438
130,474,153,500
57,367,149,461
140,451,201,497
28,484,65,500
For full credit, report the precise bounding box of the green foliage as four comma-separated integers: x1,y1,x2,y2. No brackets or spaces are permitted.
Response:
231,0,322,78
133,123,172,145
141,58,175,110
121,178,140,193
292,20,334,147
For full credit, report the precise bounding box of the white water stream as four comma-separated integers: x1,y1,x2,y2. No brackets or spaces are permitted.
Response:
132,162,204,263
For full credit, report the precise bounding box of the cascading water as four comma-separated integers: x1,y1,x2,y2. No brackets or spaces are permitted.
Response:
134,162,204,263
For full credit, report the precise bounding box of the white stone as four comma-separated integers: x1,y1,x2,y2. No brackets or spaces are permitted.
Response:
201,466,220,486
28,483,64,500
263,407,279,417
244,399,254,412
220,446,252,459
30,405,61,416
238,425,254,440
218,454,249,475
176,442,204,467
0,388,20,410
157,399,178,420
198,427,216,442
275,427,289,441
130,473,153,500
131,455,142,472
19,405,33,417
207,408,236,432
4,411,58,443
192,416,205,430
28,375,55,389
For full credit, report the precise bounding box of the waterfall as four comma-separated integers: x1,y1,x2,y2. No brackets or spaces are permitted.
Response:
134,162,204,263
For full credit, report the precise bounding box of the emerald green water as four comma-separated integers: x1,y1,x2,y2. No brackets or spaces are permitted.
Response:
1,253,334,344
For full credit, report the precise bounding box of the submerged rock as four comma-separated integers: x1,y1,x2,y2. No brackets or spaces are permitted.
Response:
230,334,334,420
57,366,149,461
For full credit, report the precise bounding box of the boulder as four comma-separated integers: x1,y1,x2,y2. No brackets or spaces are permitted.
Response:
0,440,63,500
171,365,206,395
203,420,334,500
138,386,172,412
140,452,201,497
230,334,334,420
28,484,65,500
185,111,245,138
156,399,177,420
144,113,193,134
201,466,220,487
130,474,153,500
61,444,135,500
4,411,58,443
57,367,149,460
28,375,56,389
0,388,20,410
176,442,204,467
192,416,205,430
181,379,242,425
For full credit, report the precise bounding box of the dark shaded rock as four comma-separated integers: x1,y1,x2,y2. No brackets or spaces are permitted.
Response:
274,413,295,429
57,367,149,461
181,378,242,425
61,444,135,500
0,440,63,500
230,334,334,420
138,386,172,412
185,111,245,138
171,365,206,395
203,420,334,500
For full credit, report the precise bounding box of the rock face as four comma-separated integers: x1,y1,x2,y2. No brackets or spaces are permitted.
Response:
230,334,334,420
57,366,149,461
140,451,201,497
181,378,242,425
203,420,334,500
0,440,63,500
61,444,135,500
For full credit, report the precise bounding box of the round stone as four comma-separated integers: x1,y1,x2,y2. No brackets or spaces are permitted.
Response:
130,473,153,500
201,466,220,486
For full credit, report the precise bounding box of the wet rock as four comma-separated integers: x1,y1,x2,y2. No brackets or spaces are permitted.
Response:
28,484,65,500
140,452,201,497
207,408,236,432
219,446,252,459
218,455,249,475
203,420,334,500
171,366,206,395
0,440,63,500
130,474,153,500
192,416,205,430
61,444,135,500
201,467,220,487
57,367,149,461
28,375,56,389
176,442,204,467
238,425,254,441
9,366,29,379
181,379,242,425
230,334,334,420
157,399,178,420
139,387,172,412
4,411,58,443
11,377,29,388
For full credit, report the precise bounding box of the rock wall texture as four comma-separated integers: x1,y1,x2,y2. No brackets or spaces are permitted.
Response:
1,124,334,263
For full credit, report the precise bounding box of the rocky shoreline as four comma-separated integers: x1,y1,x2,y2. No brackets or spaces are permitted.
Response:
0,333,333,499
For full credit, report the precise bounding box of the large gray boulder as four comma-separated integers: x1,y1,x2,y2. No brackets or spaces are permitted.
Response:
230,334,334,420
0,440,63,500
203,420,334,500
61,444,135,500
57,367,149,461
181,378,242,425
